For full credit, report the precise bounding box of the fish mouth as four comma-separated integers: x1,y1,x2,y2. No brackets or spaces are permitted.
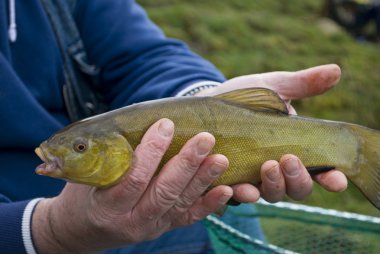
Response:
35,143,63,178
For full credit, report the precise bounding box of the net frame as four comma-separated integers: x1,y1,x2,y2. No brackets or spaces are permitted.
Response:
205,200,380,253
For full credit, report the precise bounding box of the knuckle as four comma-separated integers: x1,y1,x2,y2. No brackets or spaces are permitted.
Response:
177,155,200,172
154,181,180,206
174,196,194,213
123,170,150,193
133,142,167,169
172,179,209,212
142,139,168,158
193,174,213,190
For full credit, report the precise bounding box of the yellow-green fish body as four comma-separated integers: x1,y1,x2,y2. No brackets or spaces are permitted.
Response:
35,88,380,209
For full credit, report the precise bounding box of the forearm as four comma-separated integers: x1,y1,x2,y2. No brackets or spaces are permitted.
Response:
73,0,225,108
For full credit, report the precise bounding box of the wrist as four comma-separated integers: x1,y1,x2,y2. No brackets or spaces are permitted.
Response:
32,198,59,253
32,198,96,254
22,198,44,254
32,198,67,254
176,81,221,97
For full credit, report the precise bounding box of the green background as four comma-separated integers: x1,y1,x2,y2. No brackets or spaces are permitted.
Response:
139,0,380,217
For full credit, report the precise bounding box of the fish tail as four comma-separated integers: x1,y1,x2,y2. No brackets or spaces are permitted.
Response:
348,125,380,209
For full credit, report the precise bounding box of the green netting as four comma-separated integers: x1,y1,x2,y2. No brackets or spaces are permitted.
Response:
204,201,380,254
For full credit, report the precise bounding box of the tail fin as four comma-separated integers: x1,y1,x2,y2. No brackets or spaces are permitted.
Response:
348,125,380,210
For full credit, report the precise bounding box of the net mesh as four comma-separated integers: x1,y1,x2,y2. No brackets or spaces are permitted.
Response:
204,200,380,254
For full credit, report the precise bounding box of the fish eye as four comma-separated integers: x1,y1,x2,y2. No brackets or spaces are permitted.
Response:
73,141,87,153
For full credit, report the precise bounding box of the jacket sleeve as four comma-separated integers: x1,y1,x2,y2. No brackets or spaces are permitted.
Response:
73,0,225,109
0,196,42,254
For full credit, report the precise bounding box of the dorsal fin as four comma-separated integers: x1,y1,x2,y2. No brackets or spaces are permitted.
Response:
214,88,288,114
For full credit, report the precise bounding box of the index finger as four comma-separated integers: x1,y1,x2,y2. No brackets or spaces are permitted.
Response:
133,132,215,219
97,118,175,211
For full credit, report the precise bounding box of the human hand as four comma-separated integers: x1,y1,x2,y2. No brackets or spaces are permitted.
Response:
32,118,232,253
197,64,348,203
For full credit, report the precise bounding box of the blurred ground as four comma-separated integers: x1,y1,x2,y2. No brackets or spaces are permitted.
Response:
139,0,380,216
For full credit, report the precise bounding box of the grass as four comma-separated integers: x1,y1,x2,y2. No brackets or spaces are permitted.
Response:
138,0,380,217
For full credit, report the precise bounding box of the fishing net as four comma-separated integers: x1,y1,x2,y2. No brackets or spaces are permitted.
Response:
204,200,380,254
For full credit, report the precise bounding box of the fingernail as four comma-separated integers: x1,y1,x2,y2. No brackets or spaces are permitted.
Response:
209,162,224,178
283,158,301,177
266,165,280,182
158,119,174,137
197,138,211,155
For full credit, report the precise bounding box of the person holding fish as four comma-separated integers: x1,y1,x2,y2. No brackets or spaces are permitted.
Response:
0,1,351,254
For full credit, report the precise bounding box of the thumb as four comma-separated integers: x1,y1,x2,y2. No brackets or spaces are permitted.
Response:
276,64,341,100
212,64,341,100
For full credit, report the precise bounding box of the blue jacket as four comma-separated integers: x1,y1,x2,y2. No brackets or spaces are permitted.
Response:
0,0,224,252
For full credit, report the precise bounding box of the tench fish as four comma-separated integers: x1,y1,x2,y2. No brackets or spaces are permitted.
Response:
35,88,380,210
